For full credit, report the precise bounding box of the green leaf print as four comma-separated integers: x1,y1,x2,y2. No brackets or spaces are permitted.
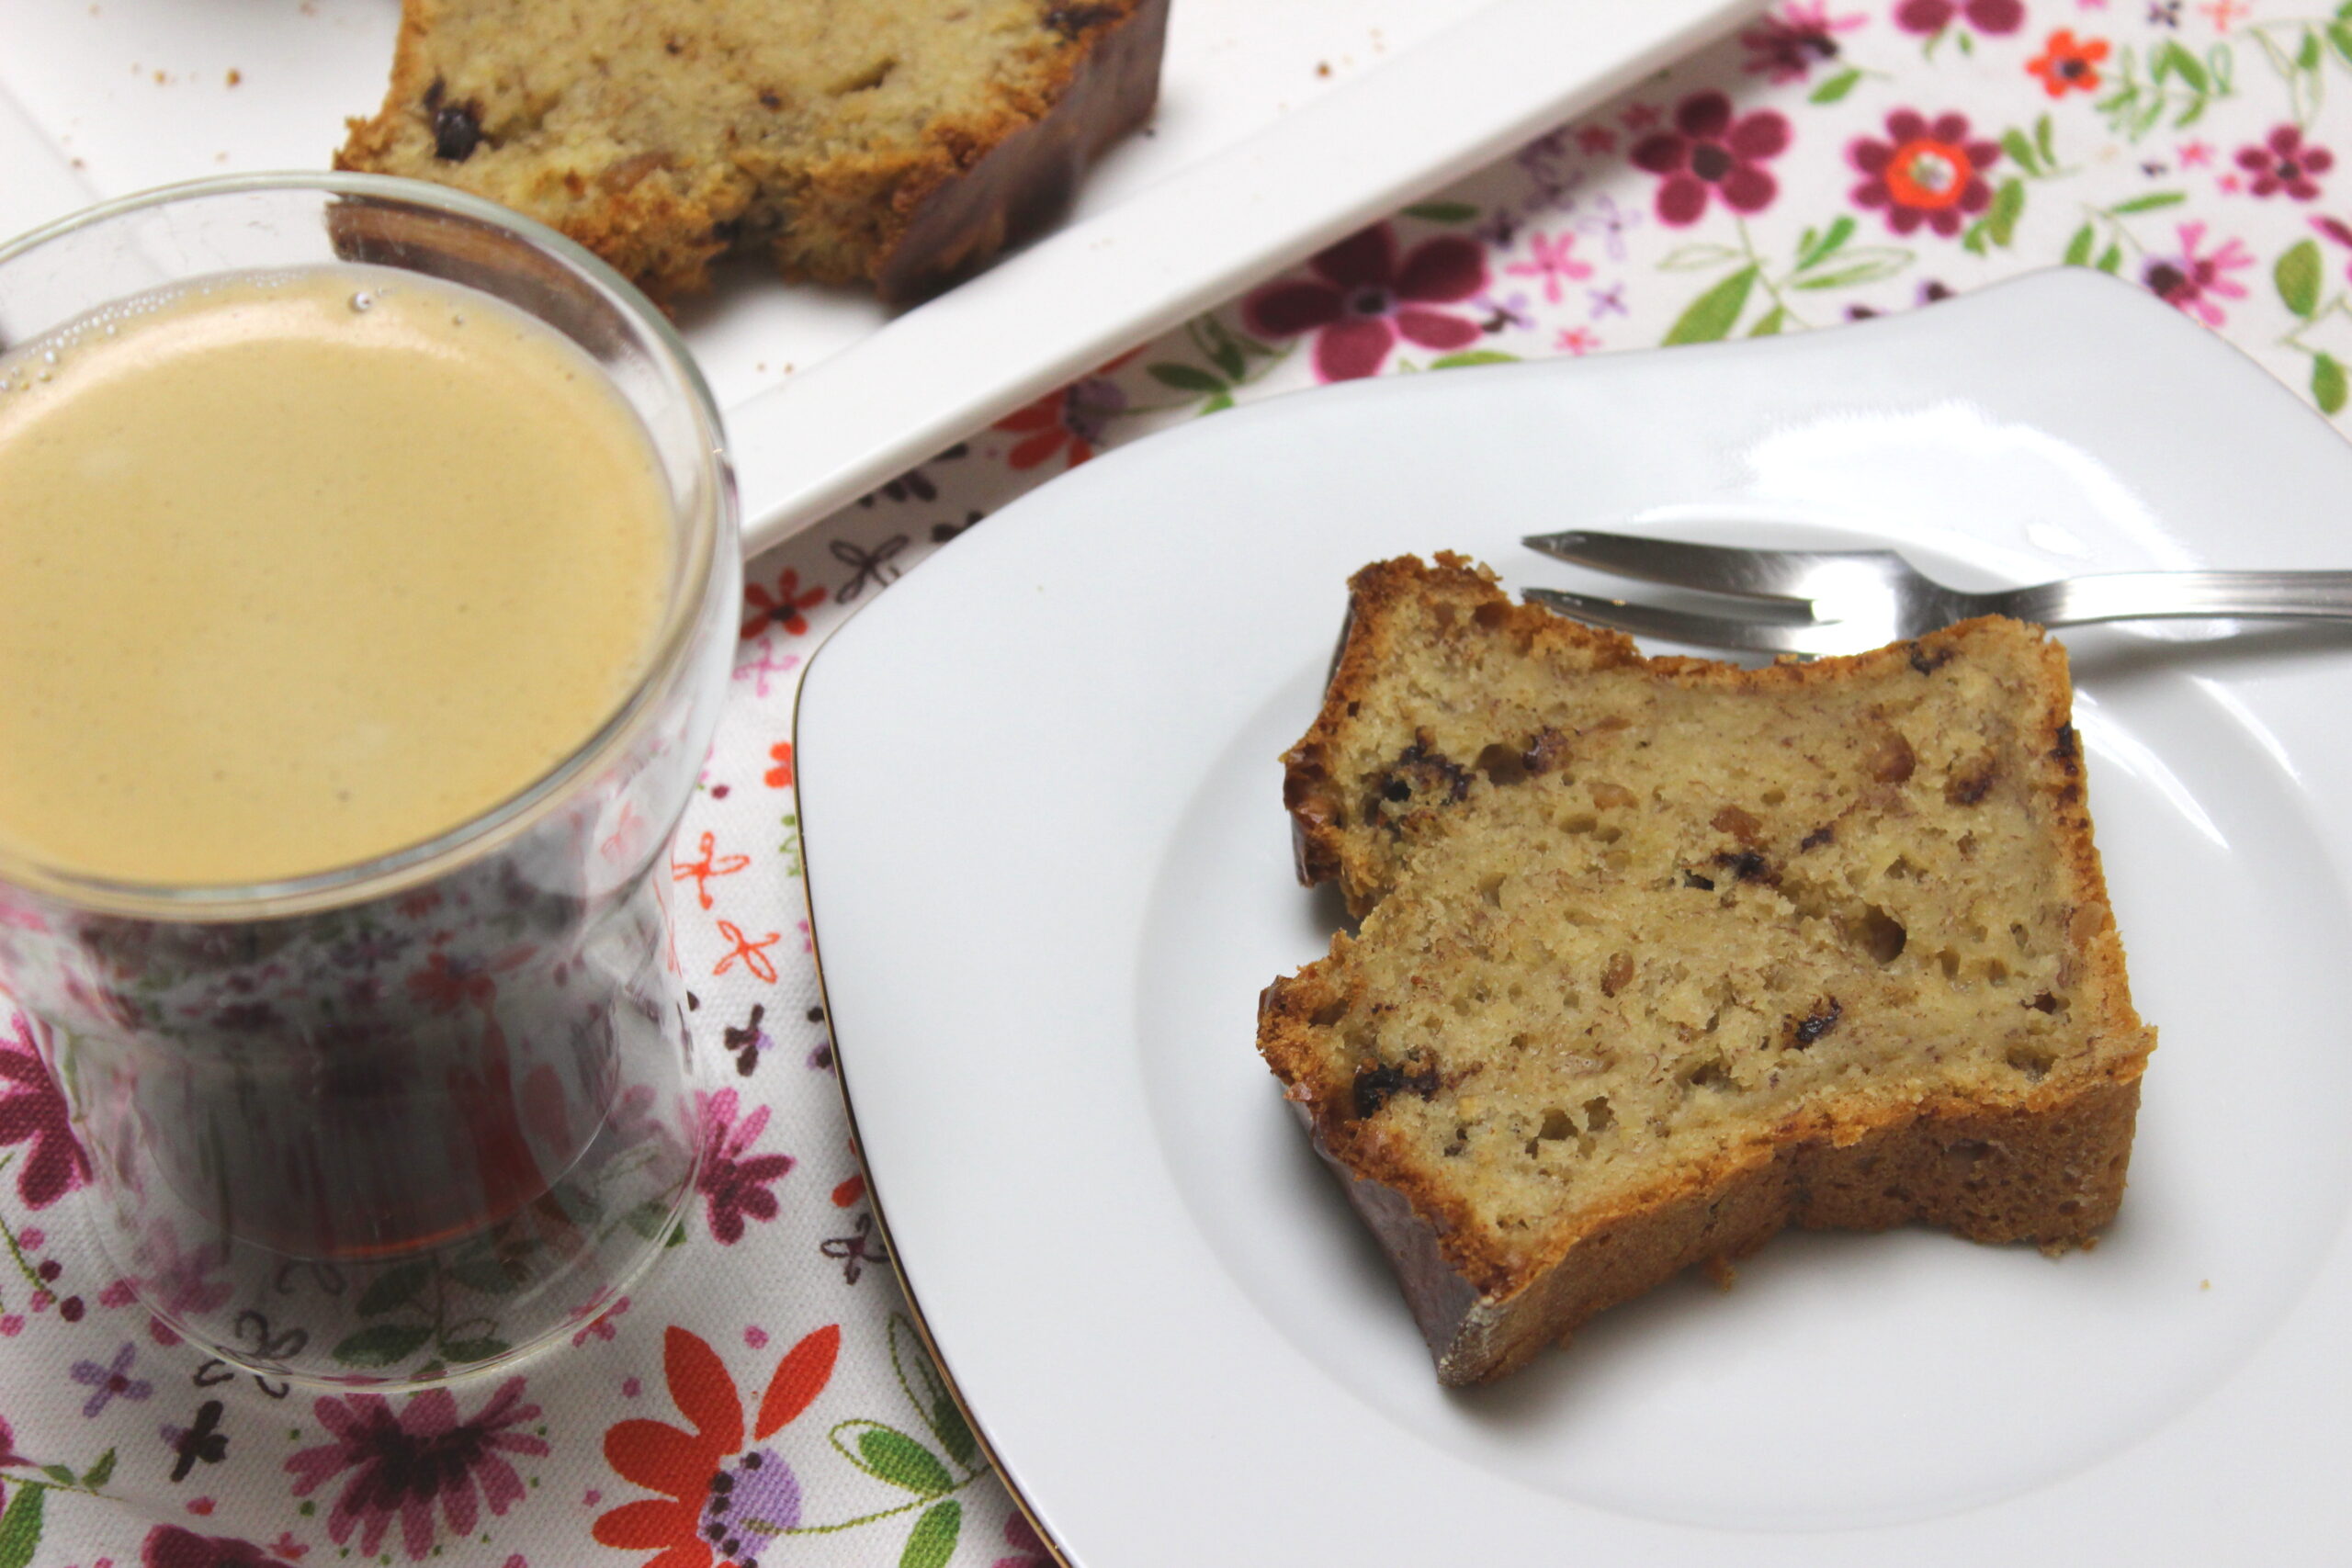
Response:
844,1425,954,1495
1199,317,1249,380
1659,243,1744,272
0,1482,43,1568
1791,252,1907,289
2329,22,2352,70
2064,224,2097,266
1403,201,1478,223
332,1322,435,1367
1430,350,1519,368
2277,240,2324,318
36,1470,69,1489
355,1258,432,1317
2096,243,2125,275
1985,179,2026,247
2099,39,2234,140
1793,215,1857,272
1999,129,2043,178
2159,39,2209,93
1664,266,1758,344
440,1336,513,1364
1148,363,1225,393
81,1449,117,1490
2109,191,2186,215
929,1393,978,1467
1749,306,1788,337
2315,355,2348,415
899,1500,962,1568
888,1314,978,1469
1809,68,1861,104
450,1253,525,1293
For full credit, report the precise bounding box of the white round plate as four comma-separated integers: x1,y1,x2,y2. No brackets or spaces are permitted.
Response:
797,268,2352,1565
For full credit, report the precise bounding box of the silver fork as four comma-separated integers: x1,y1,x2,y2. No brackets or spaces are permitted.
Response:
1522,529,2352,656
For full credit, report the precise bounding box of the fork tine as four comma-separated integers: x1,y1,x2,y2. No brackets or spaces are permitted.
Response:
1522,528,1887,602
1523,585,1826,654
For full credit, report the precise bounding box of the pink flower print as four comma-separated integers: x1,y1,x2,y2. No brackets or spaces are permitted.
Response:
2143,222,2253,325
2236,125,2334,201
139,1223,235,1324
1894,0,2023,36
1631,91,1792,226
1555,326,1602,355
572,1294,630,1348
285,1377,547,1562
1576,193,1645,260
1241,223,1487,381
994,1511,1055,1568
1740,3,1867,83
730,641,800,700
0,1012,88,1209
70,1341,153,1417
140,1524,293,1567
2314,214,2352,282
407,951,493,1014
0,1414,29,1468
695,1089,795,1244
1849,109,2002,237
1505,231,1594,304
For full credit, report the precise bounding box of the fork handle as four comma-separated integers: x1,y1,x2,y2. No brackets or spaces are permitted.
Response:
2005,570,2352,626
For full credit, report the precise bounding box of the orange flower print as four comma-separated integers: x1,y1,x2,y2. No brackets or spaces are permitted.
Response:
713,921,782,984
763,743,794,789
2027,29,2109,97
671,832,751,912
1848,109,2001,238
991,349,1141,471
741,569,826,642
595,1325,840,1568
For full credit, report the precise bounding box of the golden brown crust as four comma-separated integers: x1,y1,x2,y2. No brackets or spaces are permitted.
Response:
1261,555,2154,1385
335,0,1167,304
1301,1071,2142,1383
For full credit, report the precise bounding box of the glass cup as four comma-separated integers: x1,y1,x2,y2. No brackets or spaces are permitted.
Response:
0,175,741,1385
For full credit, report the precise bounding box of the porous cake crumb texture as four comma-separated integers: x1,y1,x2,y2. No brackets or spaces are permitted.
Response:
338,0,1166,301
1260,555,2154,1384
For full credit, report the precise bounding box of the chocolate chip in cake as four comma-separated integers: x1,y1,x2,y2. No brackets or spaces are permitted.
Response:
432,99,482,162
1788,998,1843,1048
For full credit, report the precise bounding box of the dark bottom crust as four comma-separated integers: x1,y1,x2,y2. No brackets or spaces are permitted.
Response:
335,0,1169,306
1317,1076,2143,1386
873,0,1169,301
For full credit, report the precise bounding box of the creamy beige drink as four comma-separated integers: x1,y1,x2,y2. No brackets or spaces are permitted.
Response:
0,265,670,886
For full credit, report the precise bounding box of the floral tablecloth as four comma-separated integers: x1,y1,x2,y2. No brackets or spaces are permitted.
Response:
6,2,2352,1563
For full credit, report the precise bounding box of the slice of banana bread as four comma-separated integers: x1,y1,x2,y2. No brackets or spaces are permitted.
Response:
1260,555,2154,1385
336,0,1168,303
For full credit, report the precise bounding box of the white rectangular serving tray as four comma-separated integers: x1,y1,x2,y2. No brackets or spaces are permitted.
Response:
0,0,1759,553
